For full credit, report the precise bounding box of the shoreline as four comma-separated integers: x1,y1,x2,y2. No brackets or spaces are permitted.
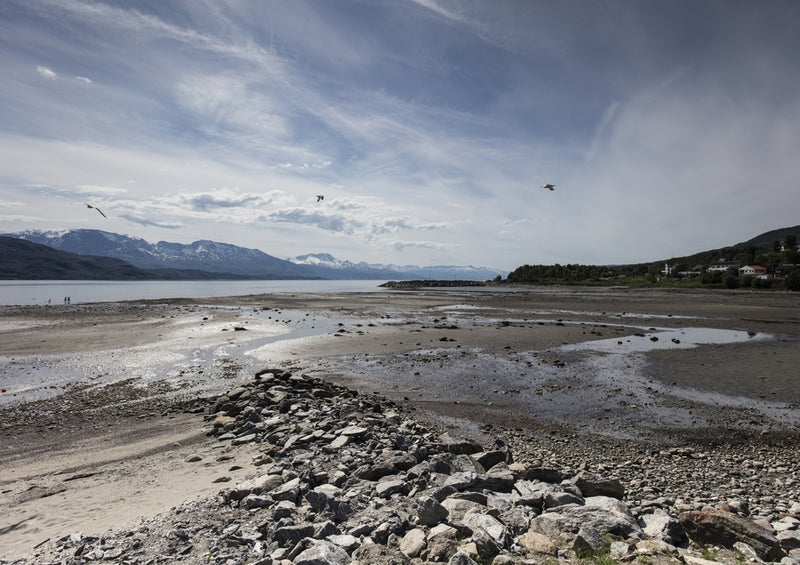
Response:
1,287,799,561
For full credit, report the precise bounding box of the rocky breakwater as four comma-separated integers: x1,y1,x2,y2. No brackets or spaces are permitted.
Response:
15,369,800,565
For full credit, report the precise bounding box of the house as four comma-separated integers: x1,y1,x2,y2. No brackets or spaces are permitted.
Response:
662,263,679,276
739,265,767,278
707,260,743,272
775,264,800,277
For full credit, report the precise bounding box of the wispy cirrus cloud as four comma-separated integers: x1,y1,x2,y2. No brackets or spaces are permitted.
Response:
36,65,57,80
120,214,183,229
76,184,128,195
3,1,800,269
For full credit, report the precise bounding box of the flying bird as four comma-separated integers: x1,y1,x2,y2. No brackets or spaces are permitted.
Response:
316,194,324,202
85,203,107,218
542,184,555,191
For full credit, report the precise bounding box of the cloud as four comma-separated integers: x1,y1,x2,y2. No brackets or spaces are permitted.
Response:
120,214,183,229
178,188,269,212
4,1,800,270
389,239,450,252
77,184,128,195
36,65,56,80
0,199,26,208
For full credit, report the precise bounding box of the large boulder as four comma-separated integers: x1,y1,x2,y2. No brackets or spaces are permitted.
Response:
679,510,785,561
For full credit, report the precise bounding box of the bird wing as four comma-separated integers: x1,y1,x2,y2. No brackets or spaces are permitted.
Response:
86,203,107,217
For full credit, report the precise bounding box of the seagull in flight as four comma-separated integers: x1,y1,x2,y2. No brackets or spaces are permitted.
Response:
542,184,555,191
316,194,324,202
85,203,107,218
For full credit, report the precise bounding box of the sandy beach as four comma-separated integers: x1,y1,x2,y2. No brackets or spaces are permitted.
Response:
1,286,799,560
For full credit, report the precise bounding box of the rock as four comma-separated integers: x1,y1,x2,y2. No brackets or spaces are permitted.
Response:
517,531,558,555
293,538,351,565
635,539,677,556
473,449,509,470
417,495,449,526
305,483,341,512
228,472,283,500
573,526,608,557
271,476,303,502
462,512,509,549
533,502,642,539
679,510,786,561
351,543,412,564
427,524,460,562
375,477,407,498
639,510,688,546
442,496,486,523
327,534,361,552
22,366,800,565
779,530,800,550
447,551,480,565
399,527,427,557
572,471,625,499
610,540,632,559
273,523,315,546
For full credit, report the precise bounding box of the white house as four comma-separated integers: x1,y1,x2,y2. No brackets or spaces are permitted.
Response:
708,260,743,272
739,265,768,278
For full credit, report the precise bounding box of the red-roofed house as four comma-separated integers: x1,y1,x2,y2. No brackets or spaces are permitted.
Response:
739,265,768,278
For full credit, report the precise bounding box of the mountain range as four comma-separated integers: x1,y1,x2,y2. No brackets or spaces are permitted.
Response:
1,229,506,281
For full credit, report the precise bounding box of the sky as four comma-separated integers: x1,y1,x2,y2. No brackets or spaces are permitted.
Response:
1,0,799,271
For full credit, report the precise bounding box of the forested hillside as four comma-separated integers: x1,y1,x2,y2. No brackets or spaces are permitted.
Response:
506,228,800,290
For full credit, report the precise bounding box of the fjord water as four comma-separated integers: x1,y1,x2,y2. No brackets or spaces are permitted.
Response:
0,279,386,306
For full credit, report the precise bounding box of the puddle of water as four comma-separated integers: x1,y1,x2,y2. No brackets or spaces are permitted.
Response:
561,326,770,353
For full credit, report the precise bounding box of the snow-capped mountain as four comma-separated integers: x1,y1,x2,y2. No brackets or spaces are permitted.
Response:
290,253,506,280
4,230,505,280
6,230,313,278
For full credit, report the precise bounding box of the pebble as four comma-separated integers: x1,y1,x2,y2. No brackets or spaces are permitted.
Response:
9,368,800,565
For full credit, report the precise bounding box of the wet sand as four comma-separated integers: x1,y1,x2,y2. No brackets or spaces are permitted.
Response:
1,286,799,559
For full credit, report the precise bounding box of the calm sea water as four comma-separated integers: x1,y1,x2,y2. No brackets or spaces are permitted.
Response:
0,279,387,306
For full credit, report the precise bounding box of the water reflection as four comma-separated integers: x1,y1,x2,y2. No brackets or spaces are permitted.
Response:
561,326,770,353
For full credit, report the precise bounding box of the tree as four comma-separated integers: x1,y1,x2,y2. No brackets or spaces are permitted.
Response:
722,270,739,289
786,269,800,291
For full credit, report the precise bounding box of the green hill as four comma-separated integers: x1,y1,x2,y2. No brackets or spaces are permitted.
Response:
506,225,800,290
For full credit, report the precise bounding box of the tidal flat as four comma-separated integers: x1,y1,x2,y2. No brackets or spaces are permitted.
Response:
1,286,799,560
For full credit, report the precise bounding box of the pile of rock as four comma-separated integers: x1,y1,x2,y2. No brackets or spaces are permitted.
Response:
15,368,800,565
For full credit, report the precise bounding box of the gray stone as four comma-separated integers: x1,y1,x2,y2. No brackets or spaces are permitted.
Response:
447,550,480,565
639,510,688,546
327,534,361,552
779,530,800,550
293,539,351,565
679,510,785,561
533,503,641,539
462,512,509,549
516,531,558,555
274,524,315,546
573,526,608,557
399,527,427,557
228,472,283,500
375,477,407,498
351,543,412,564
417,495,449,526
271,476,302,502
442,496,486,523
572,471,625,499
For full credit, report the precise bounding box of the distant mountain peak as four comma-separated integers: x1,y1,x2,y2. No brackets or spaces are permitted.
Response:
3,229,505,281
